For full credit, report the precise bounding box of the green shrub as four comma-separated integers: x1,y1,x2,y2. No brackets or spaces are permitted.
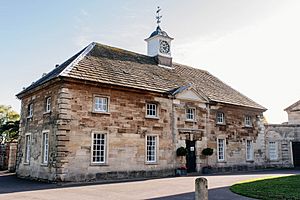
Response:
176,147,187,156
202,148,213,156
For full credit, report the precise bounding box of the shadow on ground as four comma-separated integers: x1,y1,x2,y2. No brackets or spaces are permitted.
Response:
149,187,255,200
1,169,298,199
0,171,57,194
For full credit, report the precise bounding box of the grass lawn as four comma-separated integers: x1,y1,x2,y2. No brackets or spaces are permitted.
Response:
230,175,300,200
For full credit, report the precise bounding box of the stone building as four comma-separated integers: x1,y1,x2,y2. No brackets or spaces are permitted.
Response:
285,100,300,124
265,100,300,169
16,23,268,182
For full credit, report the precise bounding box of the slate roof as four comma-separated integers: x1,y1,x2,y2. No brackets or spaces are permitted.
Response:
17,42,266,110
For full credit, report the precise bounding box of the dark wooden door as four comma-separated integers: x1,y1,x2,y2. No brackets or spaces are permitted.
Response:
292,142,300,168
186,140,196,173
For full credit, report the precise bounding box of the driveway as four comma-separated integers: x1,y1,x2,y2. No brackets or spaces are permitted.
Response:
0,170,299,200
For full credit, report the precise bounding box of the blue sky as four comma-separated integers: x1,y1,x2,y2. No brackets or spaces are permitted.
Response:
1,1,300,123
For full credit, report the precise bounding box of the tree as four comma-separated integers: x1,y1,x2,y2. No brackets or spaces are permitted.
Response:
0,105,19,125
0,105,20,143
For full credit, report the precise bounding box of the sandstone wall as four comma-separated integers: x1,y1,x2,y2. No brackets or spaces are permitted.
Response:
17,83,61,181
59,82,175,182
264,124,300,167
173,99,207,171
173,99,266,173
204,104,265,171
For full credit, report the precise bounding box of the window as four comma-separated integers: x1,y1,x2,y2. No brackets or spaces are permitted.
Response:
27,103,33,118
146,103,157,118
91,133,107,164
245,116,252,127
42,131,49,164
25,134,31,163
246,140,253,160
186,108,195,121
269,141,278,161
45,97,51,113
217,138,225,161
216,112,225,124
94,96,109,113
146,135,157,163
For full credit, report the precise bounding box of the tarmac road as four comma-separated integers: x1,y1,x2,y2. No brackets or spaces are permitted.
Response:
0,169,299,200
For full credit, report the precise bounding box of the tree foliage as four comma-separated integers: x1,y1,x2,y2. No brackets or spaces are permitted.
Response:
0,105,20,143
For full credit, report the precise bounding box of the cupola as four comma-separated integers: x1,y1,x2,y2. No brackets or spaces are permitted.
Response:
145,7,173,67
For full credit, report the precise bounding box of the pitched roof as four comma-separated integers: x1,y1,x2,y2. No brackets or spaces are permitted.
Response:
17,42,266,110
284,100,300,112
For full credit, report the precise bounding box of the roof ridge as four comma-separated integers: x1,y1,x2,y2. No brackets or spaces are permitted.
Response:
59,42,96,77
92,42,152,59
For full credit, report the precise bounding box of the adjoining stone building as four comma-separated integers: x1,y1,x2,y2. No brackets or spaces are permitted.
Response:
16,22,270,182
265,100,300,169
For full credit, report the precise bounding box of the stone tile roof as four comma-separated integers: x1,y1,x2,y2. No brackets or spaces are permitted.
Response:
284,100,300,112
17,42,266,110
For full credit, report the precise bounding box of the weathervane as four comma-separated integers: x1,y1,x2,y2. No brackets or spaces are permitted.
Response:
156,6,162,26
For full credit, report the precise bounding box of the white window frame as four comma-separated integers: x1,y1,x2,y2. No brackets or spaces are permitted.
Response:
186,108,196,121
146,103,158,118
93,96,109,113
24,133,31,164
27,103,33,118
245,115,252,127
216,112,225,124
45,97,51,113
91,132,107,164
42,130,49,164
217,138,225,161
269,141,278,161
146,135,158,163
246,140,254,161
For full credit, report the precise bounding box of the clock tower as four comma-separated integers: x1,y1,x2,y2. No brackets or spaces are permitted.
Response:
145,7,173,67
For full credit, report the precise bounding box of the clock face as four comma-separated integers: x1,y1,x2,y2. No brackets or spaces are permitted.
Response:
159,40,170,54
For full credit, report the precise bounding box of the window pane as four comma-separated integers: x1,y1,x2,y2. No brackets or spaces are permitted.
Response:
246,140,253,160
42,133,49,163
94,97,108,112
217,112,224,124
146,104,157,117
25,135,31,163
92,133,106,163
146,135,157,162
218,139,225,161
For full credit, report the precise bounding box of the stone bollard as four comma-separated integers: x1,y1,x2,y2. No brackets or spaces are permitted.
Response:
195,177,208,200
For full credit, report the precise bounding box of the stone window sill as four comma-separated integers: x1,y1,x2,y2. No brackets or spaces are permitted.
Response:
246,160,254,163
90,163,109,166
145,162,158,165
43,111,51,115
185,119,196,123
145,116,159,120
217,160,226,163
216,123,226,126
40,163,48,167
91,111,110,115
23,162,30,166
